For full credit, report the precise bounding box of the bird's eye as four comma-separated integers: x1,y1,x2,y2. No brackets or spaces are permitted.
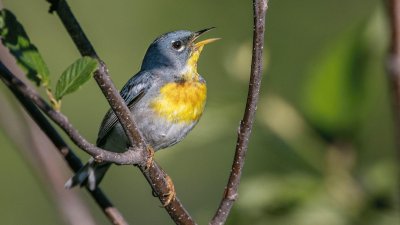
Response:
172,40,184,51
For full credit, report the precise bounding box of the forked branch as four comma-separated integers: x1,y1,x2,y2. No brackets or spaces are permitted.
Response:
1,0,268,224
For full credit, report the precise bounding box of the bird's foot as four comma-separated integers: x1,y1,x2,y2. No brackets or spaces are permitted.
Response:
145,146,155,170
162,174,176,207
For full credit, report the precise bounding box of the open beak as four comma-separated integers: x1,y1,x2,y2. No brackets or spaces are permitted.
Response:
185,28,219,77
192,27,220,50
194,38,221,49
188,27,220,66
193,27,216,39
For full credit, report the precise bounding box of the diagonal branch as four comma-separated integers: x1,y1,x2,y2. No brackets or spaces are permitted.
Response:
0,62,127,225
46,0,143,147
209,0,268,224
45,0,195,224
0,62,144,164
2,0,268,224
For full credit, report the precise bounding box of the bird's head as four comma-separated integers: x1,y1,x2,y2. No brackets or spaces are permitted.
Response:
141,28,219,80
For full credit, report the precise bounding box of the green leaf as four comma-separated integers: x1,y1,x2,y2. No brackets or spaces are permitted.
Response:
55,57,98,100
0,9,50,86
301,25,369,140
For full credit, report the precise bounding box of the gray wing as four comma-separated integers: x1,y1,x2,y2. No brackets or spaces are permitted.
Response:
96,71,152,146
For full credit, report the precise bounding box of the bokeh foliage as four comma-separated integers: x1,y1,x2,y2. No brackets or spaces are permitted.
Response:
0,0,398,225
0,9,49,86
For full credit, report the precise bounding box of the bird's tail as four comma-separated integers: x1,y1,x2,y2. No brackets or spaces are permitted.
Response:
65,158,111,191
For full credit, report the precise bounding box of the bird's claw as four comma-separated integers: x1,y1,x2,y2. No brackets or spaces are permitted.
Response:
145,146,155,171
162,175,176,207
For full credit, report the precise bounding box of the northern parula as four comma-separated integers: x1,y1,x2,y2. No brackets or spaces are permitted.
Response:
65,28,218,192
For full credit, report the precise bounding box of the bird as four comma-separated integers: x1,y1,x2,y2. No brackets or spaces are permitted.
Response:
65,28,218,203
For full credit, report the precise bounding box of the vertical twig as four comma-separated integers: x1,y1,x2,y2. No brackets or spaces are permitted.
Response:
209,0,268,224
386,0,400,205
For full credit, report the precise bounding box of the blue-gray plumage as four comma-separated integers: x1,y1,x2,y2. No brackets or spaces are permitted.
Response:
65,28,218,190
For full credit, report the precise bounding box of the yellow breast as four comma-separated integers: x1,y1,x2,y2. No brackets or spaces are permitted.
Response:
151,81,207,123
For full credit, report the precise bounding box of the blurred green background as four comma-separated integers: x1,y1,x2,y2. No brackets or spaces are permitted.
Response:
0,0,399,224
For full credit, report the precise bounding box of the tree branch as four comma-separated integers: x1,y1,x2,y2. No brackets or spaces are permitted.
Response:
210,0,268,224
3,0,268,223
0,85,99,225
0,62,128,225
0,62,145,164
46,0,143,147
386,0,400,206
44,0,195,224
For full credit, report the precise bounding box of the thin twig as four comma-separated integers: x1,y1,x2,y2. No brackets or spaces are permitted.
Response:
0,62,144,164
0,62,128,225
209,0,268,224
138,165,194,225
47,0,143,147
386,0,400,206
0,87,98,225
45,0,195,224
0,18,98,224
